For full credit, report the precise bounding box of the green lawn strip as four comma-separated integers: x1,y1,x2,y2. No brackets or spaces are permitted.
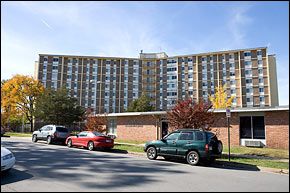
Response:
217,156,289,170
115,139,148,145
222,146,289,159
4,132,32,137
113,144,144,153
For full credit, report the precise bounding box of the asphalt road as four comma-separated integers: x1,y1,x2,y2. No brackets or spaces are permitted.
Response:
1,137,289,192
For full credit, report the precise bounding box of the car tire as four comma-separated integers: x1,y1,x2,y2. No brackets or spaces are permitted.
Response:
32,135,38,143
87,141,94,151
67,139,72,148
146,146,157,160
47,136,52,144
186,150,200,166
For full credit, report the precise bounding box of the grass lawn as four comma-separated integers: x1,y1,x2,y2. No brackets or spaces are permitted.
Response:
113,144,144,153
115,139,148,145
217,156,289,170
4,132,32,137
223,146,289,159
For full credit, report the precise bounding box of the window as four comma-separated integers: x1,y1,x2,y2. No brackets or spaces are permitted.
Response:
244,61,252,66
260,96,265,102
258,60,263,65
245,70,252,75
246,79,252,84
244,52,251,57
258,69,263,74
165,132,180,140
179,132,194,140
246,88,252,93
240,116,265,139
246,97,251,102
259,78,264,83
259,88,264,92
257,50,262,56
195,132,204,141
43,57,48,62
53,58,59,62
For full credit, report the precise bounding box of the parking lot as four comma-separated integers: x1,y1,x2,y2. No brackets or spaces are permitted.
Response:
1,137,289,192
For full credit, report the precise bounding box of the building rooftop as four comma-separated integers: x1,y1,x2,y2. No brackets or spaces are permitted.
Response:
39,46,268,60
99,105,289,117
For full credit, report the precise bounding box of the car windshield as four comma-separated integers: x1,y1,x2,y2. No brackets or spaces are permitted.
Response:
56,127,68,132
92,131,106,137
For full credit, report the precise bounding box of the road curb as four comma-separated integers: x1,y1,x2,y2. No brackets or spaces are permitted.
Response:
258,166,289,175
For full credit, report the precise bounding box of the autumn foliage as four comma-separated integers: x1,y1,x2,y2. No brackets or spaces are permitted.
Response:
84,109,107,133
209,84,235,109
167,98,215,131
1,75,44,131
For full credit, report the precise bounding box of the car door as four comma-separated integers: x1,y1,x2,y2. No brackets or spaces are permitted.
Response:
78,132,88,147
37,126,46,139
193,131,206,155
42,126,52,139
159,132,180,155
176,131,194,156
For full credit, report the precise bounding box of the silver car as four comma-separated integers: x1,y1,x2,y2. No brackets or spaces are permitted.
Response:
32,125,70,144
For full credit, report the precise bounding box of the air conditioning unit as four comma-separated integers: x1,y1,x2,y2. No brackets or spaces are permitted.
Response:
245,140,263,147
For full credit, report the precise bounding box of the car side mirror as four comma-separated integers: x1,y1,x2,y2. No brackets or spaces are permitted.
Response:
39,129,42,132
161,138,166,142
76,134,79,138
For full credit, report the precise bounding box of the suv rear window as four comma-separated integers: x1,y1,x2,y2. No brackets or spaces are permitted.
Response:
56,127,68,132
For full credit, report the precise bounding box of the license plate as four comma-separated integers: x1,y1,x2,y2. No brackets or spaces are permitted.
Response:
106,140,111,143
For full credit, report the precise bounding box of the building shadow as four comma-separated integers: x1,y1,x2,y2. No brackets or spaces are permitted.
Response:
1,168,33,185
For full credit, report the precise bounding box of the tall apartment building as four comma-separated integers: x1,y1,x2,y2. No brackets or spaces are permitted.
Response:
35,47,279,114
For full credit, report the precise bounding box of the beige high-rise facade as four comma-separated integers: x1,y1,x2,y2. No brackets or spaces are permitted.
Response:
35,47,279,114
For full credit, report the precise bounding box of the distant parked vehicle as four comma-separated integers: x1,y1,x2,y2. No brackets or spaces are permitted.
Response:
1,146,16,173
144,129,223,166
32,125,70,144
1,127,5,136
66,131,114,151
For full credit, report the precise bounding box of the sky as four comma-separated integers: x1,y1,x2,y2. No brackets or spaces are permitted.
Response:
1,1,289,105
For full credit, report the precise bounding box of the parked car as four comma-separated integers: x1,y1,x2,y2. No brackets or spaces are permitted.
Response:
1,146,16,173
1,127,5,136
66,131,114,151
144,129,223,166
32,125,70,144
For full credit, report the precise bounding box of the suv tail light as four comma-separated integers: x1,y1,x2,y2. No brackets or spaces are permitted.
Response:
205,144,209,153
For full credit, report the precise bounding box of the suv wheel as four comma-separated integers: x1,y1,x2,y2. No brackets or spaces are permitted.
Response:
32,135,38,143
88,141,94,151
67,139,72,148
146,147,157,160
186,151,200,166
47,136,52,144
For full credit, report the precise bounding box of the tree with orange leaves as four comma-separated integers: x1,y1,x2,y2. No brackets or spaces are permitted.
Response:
1,75,44,132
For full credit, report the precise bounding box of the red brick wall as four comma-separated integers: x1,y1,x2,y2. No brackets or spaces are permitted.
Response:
265,111,289,149
114,110,289,149
210,113,240,147
116,115,158,142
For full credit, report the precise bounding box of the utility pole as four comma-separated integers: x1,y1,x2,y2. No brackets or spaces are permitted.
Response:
226,108,231,161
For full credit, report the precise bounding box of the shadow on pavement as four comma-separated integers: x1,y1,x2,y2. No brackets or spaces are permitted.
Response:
1,140,189,190
155,157,260,171
1,168,33,185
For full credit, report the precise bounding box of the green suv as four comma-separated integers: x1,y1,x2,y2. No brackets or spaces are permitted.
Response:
144,129,223,165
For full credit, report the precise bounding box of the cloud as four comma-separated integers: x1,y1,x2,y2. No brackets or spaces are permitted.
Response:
227,5,253,48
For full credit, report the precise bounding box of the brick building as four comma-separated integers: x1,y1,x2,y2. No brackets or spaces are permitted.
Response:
104,106,289,149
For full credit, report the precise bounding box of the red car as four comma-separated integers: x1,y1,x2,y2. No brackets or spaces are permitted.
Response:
66,131,114,151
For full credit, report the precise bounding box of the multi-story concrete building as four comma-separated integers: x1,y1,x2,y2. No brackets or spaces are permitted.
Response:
35,47,279,114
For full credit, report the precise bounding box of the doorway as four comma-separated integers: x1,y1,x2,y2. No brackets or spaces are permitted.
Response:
161,121,168,138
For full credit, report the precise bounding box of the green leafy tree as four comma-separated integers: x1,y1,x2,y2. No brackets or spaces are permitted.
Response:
35,88,86,126
127,93,153,112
